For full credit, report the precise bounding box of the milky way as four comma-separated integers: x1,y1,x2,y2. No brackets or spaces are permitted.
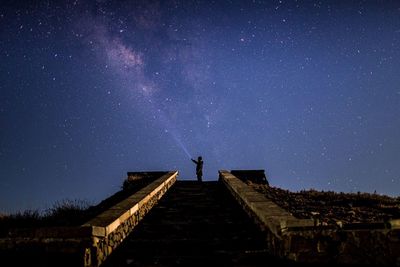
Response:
1,1,400,213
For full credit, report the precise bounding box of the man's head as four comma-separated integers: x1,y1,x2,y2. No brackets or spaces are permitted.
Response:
198,156,202,161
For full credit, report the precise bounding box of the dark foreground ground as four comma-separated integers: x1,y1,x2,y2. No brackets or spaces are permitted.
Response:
103,181,294,267
1,180,394,266
0,173,162,237
103,181,377,267
251,183,400,226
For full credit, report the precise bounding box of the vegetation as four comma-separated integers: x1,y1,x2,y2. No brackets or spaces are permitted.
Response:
0,199,91,237
0,172,164,237
251,183,400,225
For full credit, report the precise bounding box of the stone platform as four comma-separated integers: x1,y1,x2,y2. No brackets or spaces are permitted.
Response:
1,170,399,266
220,170,400,266
102,181,289,266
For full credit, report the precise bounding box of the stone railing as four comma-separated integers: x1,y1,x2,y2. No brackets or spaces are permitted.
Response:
219,170,400,266
83,170,177,266
0,171,178,267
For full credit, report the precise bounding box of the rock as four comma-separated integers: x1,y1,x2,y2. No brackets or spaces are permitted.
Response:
250,184,400,226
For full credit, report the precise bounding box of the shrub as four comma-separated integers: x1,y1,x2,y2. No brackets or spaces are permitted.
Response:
44,199,92,226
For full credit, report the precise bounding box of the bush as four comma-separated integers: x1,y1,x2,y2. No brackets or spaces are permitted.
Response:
44,199,92,226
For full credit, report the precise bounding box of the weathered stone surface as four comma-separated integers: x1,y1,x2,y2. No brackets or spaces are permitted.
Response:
0,171,178,267
219,169,400,266
390,219,400,229
102,181,286,266
3,169,398,266
231,169,269,185
84,170,178,267
250,182,400,226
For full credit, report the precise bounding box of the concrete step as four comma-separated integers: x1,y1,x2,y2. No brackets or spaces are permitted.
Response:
102,181,287,266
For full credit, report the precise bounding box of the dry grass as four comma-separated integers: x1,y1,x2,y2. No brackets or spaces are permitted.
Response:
0,172,163,237
251,183,400,225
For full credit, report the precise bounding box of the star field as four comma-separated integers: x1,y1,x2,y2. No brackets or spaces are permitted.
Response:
1,1,400,212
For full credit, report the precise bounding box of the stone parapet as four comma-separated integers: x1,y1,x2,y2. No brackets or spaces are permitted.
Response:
0,171,178,267
219,170,400,266
83,171,177,266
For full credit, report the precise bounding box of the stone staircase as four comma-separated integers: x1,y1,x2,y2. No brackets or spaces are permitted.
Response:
102,181,286,266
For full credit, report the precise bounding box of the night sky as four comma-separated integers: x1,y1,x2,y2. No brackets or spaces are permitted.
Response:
1,1,400,213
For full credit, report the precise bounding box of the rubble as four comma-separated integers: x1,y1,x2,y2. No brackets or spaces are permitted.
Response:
249,183,400,226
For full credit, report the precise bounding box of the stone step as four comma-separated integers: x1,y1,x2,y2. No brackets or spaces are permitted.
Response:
102,181,286,266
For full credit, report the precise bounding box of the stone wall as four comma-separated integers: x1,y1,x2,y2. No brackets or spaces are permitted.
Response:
219,170,400,266
0,171,178,267
84,171,177,266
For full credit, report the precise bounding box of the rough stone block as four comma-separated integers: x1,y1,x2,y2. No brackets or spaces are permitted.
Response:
220,170,400,265
390,219,400,229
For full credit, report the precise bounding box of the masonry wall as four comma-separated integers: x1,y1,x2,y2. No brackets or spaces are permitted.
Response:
85,172,177,266
0,171,178,267
219,170,400,266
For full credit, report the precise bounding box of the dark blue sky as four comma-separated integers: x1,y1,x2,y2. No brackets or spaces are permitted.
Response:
1,0,400,213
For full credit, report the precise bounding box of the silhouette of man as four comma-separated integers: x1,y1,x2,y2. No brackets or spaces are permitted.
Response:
191,156,203,182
